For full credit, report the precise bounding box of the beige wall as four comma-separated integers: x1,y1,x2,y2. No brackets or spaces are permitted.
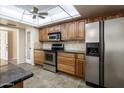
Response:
8,31,13,60
0,26,18,61
13,31,17,59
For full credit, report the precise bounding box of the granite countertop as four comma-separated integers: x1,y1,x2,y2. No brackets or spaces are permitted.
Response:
0,63,33,88
61,50,85,54
34,49,85,54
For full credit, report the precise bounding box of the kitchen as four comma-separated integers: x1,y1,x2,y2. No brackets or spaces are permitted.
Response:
0,5,124,88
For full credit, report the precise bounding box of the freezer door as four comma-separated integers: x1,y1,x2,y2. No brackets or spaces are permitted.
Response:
104,17,124,87
85,56,99,85
85,22,99,42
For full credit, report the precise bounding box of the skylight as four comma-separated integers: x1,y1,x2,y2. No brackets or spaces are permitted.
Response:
0,5,80,27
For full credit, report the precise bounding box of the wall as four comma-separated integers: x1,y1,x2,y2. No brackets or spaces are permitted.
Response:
0,26,18,61
13,31,17,59
8,31,13,60
18,29,25,63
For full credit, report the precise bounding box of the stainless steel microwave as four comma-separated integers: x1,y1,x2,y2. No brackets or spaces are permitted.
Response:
48,32,61,41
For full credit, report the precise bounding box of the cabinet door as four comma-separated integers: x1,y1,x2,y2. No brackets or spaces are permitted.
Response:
39,30,42,41
60,23,68,41
76,59,85,78
39,28,48,41
57,56,75,75
48,25,60,33
67,22,76,40
76,20,85,40
48,26,54,33
40,28,48,41
34,50,44,65
54,25,60,32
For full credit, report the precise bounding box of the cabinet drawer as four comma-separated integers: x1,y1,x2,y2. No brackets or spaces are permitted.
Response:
58,64,75,75
57,56,75,66
58,52,75,58
76,54,85,60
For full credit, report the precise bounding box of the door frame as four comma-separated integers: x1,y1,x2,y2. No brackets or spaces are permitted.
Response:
25,30,34,65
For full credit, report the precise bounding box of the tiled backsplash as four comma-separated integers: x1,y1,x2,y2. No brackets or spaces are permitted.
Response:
64,42,85,51
42,43,52,50
42,41,85,51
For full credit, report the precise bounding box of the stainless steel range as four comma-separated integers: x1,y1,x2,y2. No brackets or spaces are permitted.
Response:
43,44,64,72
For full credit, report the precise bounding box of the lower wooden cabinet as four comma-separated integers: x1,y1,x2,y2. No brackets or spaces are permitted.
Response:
57,52,85,78
57,56,75,75
34,50,44,65
75,54,85,79
75,59,85,78
57,52,76,75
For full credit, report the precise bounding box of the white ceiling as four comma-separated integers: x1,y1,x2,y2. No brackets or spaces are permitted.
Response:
0,5,80,27
15,5,57,13
0,5,124,28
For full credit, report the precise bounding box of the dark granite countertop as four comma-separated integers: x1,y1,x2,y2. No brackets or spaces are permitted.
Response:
34,49,85,54
0,63,33,88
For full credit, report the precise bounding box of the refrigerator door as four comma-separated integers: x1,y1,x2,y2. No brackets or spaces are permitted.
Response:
85,56,99,85
104,17,124,87
85,22,99,42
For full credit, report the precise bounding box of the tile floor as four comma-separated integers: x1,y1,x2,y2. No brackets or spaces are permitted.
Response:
17,63,91,88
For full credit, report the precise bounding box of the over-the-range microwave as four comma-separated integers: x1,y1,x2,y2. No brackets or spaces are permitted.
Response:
48,32,61,41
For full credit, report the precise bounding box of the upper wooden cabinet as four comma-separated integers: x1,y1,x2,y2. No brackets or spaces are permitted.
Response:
61,21,85,41
39,20,85,42
76,20,85,40
39,28,48,42
60,23,68,41
48,25,60,33
67,22,77,40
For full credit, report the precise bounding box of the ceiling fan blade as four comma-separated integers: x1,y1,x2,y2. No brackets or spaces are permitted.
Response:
32,15,37,19
39,12,48,15
38,15,45,19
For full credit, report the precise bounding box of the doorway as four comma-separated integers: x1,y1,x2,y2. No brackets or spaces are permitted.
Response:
25,30,34,65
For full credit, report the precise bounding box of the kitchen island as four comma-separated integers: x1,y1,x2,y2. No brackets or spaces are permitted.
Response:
0,63,33,88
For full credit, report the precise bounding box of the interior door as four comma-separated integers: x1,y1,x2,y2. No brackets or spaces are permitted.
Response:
26,31,33,64
0,31,8,63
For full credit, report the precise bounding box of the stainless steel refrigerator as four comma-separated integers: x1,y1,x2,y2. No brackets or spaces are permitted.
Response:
85,17,124,88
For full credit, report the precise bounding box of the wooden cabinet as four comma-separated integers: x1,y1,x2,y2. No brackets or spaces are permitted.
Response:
60,23,68,41
39,20,85,41
76,20,85,40
75,54,85,79
57,52,85,78
67,22,76,40
34,50,44,65
48,25,60,33
39,28,48,41
57,52,76,75
61,21,84,41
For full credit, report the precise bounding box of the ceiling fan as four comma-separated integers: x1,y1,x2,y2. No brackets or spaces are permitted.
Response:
24,6,48,19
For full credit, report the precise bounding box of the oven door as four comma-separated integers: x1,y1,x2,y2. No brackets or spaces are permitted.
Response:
44,51,56,66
